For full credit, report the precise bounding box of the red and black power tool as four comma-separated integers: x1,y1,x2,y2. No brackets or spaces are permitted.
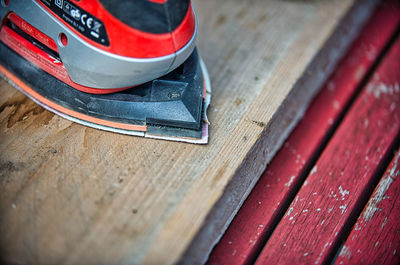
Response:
0,0,211,142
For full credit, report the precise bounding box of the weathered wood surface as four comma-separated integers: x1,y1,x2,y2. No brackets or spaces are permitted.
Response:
253,29,400,265
335,149,400,265
207,2,400,264
0,1,376,264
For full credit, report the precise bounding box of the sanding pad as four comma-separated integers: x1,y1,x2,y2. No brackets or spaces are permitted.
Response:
0,44,212,144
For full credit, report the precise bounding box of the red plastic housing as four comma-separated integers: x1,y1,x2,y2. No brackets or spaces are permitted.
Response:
0,13,127,94
0,1,197,93
36,0,196,58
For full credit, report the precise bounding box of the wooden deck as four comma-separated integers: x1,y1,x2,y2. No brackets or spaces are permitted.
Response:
207,1,400,264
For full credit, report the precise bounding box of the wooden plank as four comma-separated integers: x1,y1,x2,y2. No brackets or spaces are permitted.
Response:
334,149,400,265
206,2,400,264
0,1,376,264
253,31,400,265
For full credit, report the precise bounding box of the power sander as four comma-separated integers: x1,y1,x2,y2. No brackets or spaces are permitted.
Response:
0,0,211,143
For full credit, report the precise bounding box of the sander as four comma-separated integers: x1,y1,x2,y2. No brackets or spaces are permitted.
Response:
0,0,211,143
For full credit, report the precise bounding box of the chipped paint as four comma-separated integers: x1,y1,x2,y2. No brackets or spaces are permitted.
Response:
339,205,347,214
284,176,295,187
310,166,318,175
333,100,340,110
381,216,388,230
366,45,377,60
360,148,400,227
339,185,350,200
366,82,397,99
363,169,396,222
364,119,369,128
390,102,396,111
287,207,294,216
339,245,352,259
286,196,298,217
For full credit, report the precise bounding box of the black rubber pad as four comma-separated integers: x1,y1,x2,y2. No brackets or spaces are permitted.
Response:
0,42,205,138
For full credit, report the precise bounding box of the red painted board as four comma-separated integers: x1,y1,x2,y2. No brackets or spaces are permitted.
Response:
334,149,400,265
206,2,400,265
253,33,400,265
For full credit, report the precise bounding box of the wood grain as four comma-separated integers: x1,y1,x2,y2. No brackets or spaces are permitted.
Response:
335,149,400,265
206,2,400,264
254,29,400,265
0,1,376,264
